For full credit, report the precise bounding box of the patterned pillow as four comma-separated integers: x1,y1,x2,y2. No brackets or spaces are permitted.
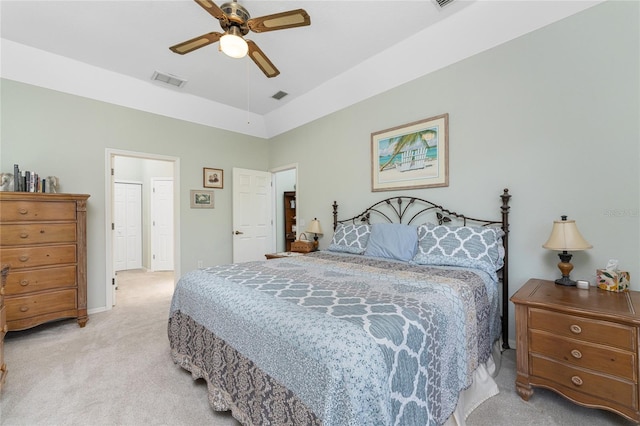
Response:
327,223,371,254
412,223,505,276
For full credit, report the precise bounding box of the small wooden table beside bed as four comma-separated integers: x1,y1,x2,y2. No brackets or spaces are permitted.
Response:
168,189,512,426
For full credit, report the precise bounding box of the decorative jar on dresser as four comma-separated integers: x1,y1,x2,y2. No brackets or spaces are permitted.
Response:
0,193,90,331
511,278,640,423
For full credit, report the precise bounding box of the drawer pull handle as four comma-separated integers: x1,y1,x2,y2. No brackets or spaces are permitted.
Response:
18,255,29,262
2,325,7,333
0,287,4,295
570,324,582,334
571,349,583,359
19,232,29,239
20,306,29,312
571,376,583,386
19,279,29,287
18,208,28,215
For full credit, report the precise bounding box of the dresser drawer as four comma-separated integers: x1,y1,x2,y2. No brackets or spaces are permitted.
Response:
0,201,76,222
530,329,635,380
6,289,76,321
5,266,76,296
0,223,77,246
0,245,77,269
531,354,637,409
530,308,635,351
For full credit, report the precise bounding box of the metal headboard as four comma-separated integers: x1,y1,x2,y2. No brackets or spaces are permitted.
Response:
332,188,512,350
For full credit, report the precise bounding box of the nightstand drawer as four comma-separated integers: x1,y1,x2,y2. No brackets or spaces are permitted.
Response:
530,329,635,380
530,308,635,351
0,223,77,245
531,355,637,409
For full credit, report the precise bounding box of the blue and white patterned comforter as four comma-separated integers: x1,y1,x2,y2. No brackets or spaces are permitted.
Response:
169,251,500,426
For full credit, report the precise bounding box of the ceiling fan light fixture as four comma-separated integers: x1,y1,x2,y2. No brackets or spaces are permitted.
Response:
220,27,248,58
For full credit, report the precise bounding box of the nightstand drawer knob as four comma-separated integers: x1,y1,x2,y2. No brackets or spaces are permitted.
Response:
20,306,29,312
571,376,584,386
571,349,583,359
20,279,29,286
570,324,582,334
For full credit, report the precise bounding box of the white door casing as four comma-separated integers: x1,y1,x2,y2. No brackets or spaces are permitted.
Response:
232,168,273,263
151,178,174,271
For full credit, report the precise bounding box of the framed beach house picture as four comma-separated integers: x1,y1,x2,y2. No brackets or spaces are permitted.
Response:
371,113,449,191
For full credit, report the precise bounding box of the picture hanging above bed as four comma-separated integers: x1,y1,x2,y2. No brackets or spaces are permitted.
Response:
371,113,448,191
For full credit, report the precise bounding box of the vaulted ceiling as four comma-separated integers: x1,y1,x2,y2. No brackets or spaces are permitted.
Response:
0,1,603,138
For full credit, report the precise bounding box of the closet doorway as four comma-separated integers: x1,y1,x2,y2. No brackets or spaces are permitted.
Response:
271,165,298,253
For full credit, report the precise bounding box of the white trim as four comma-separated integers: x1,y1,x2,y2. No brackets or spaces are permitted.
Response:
104,148,181,310
269,163,298,253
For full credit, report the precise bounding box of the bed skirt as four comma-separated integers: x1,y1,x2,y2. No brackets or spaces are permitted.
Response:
169,310,500,426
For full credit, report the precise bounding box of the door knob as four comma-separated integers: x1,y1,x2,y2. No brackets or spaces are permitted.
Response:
234,231,244,235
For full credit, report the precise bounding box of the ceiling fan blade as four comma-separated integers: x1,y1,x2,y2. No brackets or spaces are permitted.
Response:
247,40,280,78
193,0,227,21
247,9,310,33
170,32,222,54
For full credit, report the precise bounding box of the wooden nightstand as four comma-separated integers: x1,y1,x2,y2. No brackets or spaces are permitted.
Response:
264,252,305,260
511,278,640,423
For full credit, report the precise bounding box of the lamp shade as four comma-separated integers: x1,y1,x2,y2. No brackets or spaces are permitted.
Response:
542,216,592,251
306,219,323,235
220,27,248,58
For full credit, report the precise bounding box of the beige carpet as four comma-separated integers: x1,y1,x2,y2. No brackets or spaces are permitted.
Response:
0,269,634,425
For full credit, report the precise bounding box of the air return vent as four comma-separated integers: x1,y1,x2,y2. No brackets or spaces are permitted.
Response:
433,0,454,8
151,71,187,88
272,91,288,100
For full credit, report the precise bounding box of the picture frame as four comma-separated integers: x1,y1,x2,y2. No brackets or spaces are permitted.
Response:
203,167,223,189
371,113,449,192
190,190,214,209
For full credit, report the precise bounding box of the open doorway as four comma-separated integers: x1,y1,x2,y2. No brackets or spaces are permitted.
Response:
271,164,298,253
105,149,180,309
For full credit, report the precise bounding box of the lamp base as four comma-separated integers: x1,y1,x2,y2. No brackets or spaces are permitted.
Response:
555,276,577,286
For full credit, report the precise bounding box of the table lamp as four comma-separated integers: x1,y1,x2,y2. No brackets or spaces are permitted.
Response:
306,218,323,248
542,215,592,286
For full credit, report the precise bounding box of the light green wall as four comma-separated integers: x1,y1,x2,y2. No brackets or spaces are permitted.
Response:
0,81,268,311
268,1,640,341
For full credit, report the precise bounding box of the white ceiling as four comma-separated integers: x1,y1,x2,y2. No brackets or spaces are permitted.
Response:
1,0,603,138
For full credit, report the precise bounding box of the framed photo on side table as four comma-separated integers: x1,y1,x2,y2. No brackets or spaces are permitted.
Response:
203,167,223,189
190,190,214,209
371,113,448,192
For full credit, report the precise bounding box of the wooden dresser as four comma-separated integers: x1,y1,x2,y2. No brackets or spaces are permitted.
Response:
511,278,640,423
0,193,90,331
0,265,8,391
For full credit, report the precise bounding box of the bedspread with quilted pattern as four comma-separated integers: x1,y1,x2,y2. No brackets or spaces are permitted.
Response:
168,251,499,426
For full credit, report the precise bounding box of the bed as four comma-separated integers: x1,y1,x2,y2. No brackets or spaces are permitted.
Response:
168,189,512,426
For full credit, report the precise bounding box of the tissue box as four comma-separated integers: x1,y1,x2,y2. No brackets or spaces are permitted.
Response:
597,269,630,292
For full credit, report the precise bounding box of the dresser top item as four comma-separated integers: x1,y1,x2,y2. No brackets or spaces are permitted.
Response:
512,278,640,325
0,193,90,201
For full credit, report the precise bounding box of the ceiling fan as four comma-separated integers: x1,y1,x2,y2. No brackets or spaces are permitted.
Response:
170,0,311,78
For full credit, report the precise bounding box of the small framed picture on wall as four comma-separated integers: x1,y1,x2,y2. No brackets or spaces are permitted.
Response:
203,167,223,189
190,190,214,209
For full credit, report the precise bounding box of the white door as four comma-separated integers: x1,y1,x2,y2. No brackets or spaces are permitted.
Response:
114,182,142,271
151,178,174,271
232,168,273,263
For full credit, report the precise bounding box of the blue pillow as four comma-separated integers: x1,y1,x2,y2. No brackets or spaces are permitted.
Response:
412,223,505,276
364,223,418,262
327,223,371,254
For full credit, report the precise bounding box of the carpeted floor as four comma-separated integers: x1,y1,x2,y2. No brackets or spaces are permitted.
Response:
0,269,634,425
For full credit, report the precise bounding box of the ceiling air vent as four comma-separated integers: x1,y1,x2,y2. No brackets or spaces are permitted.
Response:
272,91,288,100
151,71,187,88
432,0,455,8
